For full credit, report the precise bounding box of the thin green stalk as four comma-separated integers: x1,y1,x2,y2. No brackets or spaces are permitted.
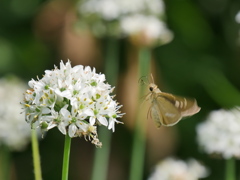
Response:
91,128,112,180
129,47,151,180
225,158,235,180
62,134,72,180
31,129,42,180
0,146,11,180
91,38,119,180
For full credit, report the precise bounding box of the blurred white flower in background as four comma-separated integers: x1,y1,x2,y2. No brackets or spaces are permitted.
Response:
0,76,31,151
235,11,240,24
148,157,208,180
77,0,173,46
197,108,240,159
120,14,173,46
22,60,124,147
80,0,164,21
235,11,240,44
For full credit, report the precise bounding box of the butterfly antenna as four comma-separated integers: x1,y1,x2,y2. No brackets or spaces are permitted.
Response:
138,76,148,86
150,73,155,84
139,92,152,108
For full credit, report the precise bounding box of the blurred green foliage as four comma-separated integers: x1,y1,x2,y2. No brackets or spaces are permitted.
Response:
1,0,240,179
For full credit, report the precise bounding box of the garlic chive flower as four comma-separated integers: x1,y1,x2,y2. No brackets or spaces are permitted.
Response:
77,0,173,46
148,158,208,180
197,108,240,159
0,76,31,151
22,60,124,147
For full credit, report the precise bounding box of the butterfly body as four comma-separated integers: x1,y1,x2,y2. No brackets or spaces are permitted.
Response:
147,83,200,127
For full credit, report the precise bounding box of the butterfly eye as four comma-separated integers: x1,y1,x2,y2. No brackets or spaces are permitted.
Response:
149,87,153,91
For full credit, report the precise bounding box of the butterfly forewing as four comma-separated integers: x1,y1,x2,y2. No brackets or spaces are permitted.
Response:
150,92,200,127
151,94,182,126
159,92,200,117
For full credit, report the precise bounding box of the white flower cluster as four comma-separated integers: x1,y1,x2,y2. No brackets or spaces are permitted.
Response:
0,76,31,151
77,0,173,46
120,14,173,46
148,157,208,180
197,108,240,159
22,60,124,147
80,0,164,21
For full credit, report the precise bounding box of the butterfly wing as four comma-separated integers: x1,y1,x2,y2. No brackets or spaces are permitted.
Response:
162,92,201,117
150,104,163,128
151,92,200,127
151,95,182,127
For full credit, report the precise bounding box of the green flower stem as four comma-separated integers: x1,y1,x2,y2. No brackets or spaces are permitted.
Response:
225,158,235,180
129,47,151,180
31,129,42,180
91,38,119,180
0,145,10,180
62,134,72,180
91,128,112,180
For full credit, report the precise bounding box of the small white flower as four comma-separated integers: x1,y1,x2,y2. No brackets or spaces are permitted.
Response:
0,76,31,151
22,60,124,147
148,157,208,180
197,108,240,159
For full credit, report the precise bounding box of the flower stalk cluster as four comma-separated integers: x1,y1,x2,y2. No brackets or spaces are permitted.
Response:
22,60,124,147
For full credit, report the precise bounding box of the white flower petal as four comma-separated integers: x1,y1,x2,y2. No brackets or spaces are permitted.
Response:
108,118,115,132
98,116,108,126
42,108,51,114
58,122,66,135
47,122,57,130
60,107,70,119
84,109,94,116
76,121,88,132
68,124,77,137
90,116,96,125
